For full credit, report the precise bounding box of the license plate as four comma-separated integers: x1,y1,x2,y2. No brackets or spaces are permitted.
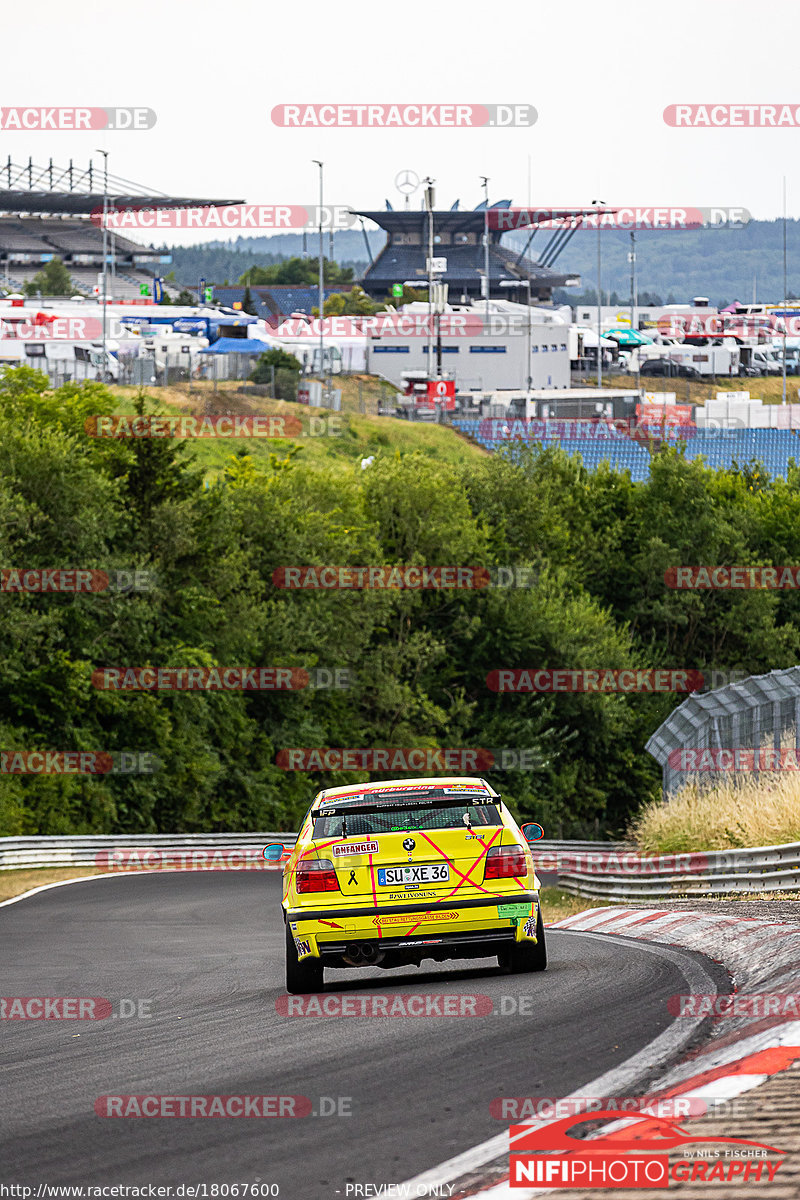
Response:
378,864,450,887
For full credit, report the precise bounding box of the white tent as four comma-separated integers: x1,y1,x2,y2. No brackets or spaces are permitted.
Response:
574,326,617,348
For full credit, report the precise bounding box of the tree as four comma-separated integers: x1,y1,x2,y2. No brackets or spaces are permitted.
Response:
175,289,196,306
382,286,428,306
319,285,384,317
241,284,257,315
241,257,354,287
249,348,303,398
23,258,74,297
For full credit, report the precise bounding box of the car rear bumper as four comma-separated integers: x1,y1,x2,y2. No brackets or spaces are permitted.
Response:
285,892,540,962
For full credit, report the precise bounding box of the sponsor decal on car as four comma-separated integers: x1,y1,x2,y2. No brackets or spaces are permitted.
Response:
295,939,312,958
387,891,438,900
522,916,538,938
497,903,532,918
331,840,379,857
372,912,458,925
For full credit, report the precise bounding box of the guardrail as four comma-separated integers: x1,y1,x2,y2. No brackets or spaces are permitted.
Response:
5,834,796,897
550,841,800,899
0,835,612,871
0,832,296,870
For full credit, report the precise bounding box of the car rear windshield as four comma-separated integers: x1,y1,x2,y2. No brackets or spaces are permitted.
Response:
312,798,502,839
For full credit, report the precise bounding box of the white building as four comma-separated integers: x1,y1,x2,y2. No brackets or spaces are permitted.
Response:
366,300,571,391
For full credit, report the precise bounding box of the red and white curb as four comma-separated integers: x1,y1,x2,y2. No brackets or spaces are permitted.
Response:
401,906,800,1199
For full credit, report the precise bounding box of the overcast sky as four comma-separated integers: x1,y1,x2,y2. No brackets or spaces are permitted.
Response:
4,0,800,248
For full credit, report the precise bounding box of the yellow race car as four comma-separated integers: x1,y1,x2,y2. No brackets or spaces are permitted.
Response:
282,776,546,993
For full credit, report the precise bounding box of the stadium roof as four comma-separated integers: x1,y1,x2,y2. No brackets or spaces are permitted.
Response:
352,207,512,235
0,159,240,216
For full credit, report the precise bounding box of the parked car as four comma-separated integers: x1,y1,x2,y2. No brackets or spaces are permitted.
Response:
639,359,701,379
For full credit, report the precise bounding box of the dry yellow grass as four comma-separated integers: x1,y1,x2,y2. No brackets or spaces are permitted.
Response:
629,773,800,855
0,866,102,903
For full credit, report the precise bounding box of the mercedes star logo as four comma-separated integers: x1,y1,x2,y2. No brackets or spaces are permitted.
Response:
395,169,420,196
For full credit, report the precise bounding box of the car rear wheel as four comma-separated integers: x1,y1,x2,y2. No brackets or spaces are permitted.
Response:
285,923,324,994
498,909,547,973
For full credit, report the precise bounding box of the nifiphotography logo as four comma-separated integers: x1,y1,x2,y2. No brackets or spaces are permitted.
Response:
509,1108,786,1188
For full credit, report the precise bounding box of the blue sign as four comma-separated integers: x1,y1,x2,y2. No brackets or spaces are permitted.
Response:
373,346,410,354
470,346,506,354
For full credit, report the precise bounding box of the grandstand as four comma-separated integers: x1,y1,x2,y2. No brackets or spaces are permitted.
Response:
0,159,240,300
354,201,581,303
451,419,800,481
210,284,356,322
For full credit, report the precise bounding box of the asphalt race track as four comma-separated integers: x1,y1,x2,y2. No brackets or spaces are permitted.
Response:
1,873,718,1198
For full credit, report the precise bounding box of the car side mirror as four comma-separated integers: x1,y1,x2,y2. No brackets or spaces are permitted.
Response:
521,822,545,842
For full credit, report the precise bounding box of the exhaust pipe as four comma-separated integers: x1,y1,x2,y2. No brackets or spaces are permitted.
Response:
343,942,384,967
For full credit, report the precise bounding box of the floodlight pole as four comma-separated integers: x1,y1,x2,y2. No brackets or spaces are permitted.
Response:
526,277,532,392
481,176,490,322
629,231,637,335
313,160,324,388
593,199,605,385
783,176,788,405
96,149,109,374
425,178,435,377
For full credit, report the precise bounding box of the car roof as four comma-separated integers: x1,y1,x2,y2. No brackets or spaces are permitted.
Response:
315,776,498,803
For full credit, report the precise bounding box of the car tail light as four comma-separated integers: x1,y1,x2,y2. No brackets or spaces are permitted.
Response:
484,844,528,880
296,857,341,893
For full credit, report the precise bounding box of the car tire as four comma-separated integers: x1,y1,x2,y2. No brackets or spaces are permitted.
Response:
498,909,547,974
285,923,324,994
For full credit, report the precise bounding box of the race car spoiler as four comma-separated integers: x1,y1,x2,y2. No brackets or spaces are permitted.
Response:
311,791,501,818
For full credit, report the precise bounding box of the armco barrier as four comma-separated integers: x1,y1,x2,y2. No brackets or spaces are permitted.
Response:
4,835,797,897
0,835,607,871
0,832,296,870
555,841,800,899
